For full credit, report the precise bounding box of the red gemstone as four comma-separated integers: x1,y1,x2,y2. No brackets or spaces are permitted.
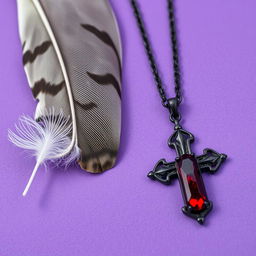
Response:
176,154,208,211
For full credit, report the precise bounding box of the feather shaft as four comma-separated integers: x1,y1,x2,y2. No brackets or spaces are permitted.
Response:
22,160,41,196
32,0,77,158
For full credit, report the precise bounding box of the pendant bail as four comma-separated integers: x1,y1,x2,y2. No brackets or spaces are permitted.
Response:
168,98,181,125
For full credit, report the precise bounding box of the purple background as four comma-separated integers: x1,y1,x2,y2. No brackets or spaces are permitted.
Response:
0,0,256,255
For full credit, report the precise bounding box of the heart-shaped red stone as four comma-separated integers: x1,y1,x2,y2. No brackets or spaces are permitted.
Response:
189,198,205,210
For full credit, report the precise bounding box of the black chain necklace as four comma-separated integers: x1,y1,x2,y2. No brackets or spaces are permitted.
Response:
131,0,227,224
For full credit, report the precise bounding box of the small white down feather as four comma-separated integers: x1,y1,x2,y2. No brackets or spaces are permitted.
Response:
8,109,79,196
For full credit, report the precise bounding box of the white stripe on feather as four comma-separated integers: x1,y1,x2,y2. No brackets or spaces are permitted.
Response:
32,0,78,158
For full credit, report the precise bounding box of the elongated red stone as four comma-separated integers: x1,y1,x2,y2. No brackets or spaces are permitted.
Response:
176,154,208,211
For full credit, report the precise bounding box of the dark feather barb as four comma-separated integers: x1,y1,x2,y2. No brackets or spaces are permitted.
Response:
81,24,122,76
74,100,98,111
23,41,52,65
87,72,121,99
32,79,65,98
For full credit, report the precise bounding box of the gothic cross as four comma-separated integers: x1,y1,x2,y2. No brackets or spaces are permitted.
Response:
148,128,227,224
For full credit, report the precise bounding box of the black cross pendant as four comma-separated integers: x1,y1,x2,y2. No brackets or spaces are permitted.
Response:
148,127,227,224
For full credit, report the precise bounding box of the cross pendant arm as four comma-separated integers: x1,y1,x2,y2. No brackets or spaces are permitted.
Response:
148,149,227,184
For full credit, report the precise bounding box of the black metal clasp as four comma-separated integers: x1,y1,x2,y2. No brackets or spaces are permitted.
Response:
167,98,181,125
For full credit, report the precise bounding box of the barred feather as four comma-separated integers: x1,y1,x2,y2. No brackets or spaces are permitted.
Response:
10,0,122,195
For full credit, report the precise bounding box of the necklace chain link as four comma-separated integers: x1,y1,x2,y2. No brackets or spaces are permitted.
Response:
131,0,182,123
